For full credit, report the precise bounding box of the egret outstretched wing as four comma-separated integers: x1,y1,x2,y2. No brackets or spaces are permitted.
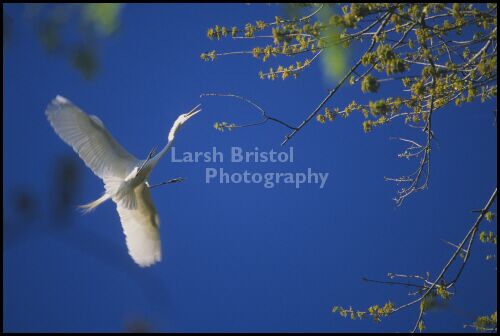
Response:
46,95,139,180
116,183,161,267
46,95,200,267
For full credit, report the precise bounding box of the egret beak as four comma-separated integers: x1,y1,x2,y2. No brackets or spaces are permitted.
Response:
186,104,202,119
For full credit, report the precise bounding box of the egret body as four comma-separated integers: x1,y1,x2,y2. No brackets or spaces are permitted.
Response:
46,96,201,267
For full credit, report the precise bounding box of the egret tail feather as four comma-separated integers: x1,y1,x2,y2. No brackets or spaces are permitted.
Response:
78,193,110,214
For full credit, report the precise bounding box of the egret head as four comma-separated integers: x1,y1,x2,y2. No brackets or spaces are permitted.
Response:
168,104,202,142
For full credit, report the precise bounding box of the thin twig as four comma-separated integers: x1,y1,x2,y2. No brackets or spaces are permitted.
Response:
281,10,394,146
388,188,497,326
362,276,426,290
200,92,298,130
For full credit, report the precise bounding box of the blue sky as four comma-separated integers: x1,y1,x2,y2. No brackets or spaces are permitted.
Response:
3,4,497,332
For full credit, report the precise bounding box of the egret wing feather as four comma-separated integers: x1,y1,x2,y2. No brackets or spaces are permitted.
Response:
116,183,161,267
45,95,139,180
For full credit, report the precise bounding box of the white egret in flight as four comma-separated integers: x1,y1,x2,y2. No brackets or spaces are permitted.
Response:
46,96,201,267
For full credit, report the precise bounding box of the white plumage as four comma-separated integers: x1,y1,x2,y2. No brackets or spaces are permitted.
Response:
46,96,139,181
116,183,161,267
46,95,201,267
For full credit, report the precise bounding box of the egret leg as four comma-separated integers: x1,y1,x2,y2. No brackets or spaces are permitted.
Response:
136,145,158,176
149,177,185,189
